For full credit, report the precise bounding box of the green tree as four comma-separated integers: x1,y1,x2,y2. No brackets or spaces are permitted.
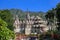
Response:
45,9,54,21
0,18,15,40
0,9,14,30
56,3,60,31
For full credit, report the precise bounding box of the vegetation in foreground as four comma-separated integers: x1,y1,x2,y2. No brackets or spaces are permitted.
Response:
0,18,15,40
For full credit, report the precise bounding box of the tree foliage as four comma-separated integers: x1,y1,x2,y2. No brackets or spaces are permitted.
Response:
0,18,15,40
56,3,60,30
45,8,55,20
0,9,14,30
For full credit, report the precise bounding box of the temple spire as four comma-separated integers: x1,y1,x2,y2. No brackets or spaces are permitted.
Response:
26,9,30,20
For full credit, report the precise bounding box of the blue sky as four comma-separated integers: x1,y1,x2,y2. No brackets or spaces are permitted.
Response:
0,0,60,12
